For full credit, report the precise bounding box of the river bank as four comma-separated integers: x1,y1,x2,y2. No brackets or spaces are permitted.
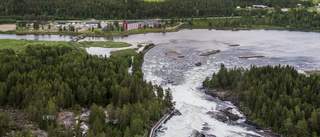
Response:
1,28,177,37
203,87,281,137
4,21,320,38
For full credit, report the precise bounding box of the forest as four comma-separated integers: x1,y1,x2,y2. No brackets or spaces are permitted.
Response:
178,8,320,31
203,64,320,137
0,44,173,136
0,0,303,20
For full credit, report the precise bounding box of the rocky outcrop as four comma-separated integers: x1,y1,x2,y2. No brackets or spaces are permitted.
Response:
206,107,240,122
199,50,221,56
59,111,74,129
173,109,182,116
239,56,264,59
204,88,240,106
203,88,281,137
190,129,216,137
195,62,202,66
166,51,181,56
229,44,240,47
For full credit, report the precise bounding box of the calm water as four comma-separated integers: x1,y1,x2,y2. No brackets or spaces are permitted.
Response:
1,29,320,136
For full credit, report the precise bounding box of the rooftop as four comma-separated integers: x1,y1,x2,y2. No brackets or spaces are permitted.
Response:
126,21,138,24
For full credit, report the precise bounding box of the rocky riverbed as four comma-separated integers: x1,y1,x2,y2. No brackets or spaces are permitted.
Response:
203,88,281,137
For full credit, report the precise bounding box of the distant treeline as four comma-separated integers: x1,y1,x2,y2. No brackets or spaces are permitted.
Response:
0,0,302,20
0,19,16,24
204,64,320,137
0,44,173,136
183,9,320,31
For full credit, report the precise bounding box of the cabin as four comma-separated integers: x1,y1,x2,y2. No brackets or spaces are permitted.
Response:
281,8,288,12
123,21,139,30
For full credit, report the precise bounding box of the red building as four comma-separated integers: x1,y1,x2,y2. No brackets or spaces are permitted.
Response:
123,21,139,30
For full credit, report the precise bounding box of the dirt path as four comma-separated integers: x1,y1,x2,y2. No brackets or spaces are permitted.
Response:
0,24,16,31
166,22,183,30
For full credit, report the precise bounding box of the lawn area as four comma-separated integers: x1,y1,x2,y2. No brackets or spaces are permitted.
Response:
301,0,319,4
306,7,320,12
110,48,139,57
79,41,131,48
170,22,180,27
251,25,287,30
0,39,70,53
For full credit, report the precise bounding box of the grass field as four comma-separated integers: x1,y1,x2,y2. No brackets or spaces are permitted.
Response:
79,41,131,48
0,39,70,53
110,48,139,57
301,0,319,4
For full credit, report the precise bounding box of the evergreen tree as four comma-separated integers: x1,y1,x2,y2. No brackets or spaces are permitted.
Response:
98,22,102,28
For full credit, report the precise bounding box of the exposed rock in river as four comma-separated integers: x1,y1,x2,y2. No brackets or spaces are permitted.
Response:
178,56,185,58
190,129,217,137
239,56,264,59
168,80,174,83
206,107,240,123
195,62,202,66
199,50,221,56
229,44,240,47
170,39,178,44
173,109,182,116
166,51,181,56
204,88,240,106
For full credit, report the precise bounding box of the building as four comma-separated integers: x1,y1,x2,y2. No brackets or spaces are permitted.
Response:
123,21,139,30
86,22,99,28
139,19,162,28
253,5,268,8
236,6,241,9
102,26,107,31
267,7,275,10
281,8,288,12
100,21,107,28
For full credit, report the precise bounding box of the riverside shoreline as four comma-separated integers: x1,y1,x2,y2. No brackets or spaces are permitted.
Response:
4,23,320,38
203,87,282,137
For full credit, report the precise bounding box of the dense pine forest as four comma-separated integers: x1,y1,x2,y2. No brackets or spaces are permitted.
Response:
0,44,173,136
177,9,320,31
203,64,320,137
0,0,303,20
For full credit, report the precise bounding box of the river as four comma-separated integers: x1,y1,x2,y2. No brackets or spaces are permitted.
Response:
1,29,320,136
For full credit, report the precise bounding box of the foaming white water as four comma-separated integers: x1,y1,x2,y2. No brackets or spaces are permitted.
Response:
156,70,258,137
143,47,260,136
